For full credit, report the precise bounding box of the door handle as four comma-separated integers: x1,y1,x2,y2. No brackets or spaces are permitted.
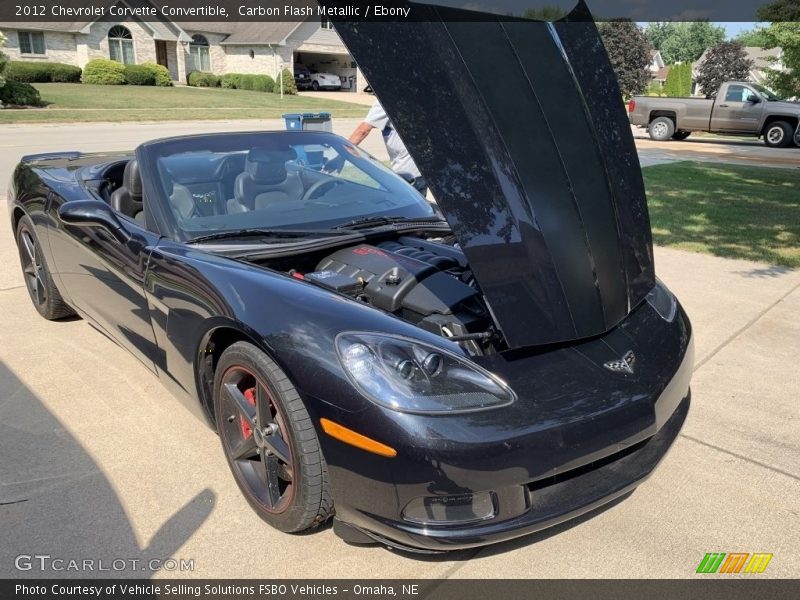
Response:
718,104,729,107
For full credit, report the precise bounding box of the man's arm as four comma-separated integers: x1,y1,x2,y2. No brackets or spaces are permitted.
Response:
349,122,374,146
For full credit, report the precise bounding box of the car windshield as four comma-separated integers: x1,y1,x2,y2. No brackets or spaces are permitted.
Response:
140,132,435,241
751,84,782,101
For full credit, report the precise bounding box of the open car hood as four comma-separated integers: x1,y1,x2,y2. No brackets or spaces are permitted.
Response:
328,0,655,348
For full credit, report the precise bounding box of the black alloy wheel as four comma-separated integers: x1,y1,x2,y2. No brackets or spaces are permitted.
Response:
16,215,74,320
214,342,332,532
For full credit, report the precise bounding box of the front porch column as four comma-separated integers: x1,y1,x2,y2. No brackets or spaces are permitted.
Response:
176,41,188,84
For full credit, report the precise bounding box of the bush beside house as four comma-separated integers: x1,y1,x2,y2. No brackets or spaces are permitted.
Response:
275,68,298,95
141,62,172,87
221,73,275,92
0,32,40,107
0,81,43,106
81,59,171,86
187,71,221,87
82,59,126,85
663,63,693,97
5,62,82,83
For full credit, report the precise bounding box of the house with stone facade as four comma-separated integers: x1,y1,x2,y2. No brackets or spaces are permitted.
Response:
0,1,365,91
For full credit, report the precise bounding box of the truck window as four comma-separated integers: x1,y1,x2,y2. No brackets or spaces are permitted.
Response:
724,85,745,102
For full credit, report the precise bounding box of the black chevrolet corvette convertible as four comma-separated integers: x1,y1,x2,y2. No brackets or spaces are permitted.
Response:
7,3,692,552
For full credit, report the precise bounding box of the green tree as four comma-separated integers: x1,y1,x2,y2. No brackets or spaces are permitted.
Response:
756,0,800,20
274,68,297,95
754,0,800,98
522,6,567,20
736,27,773,48
598,20,652,97
695,41,754,96
0,31,8,90
645,21,726,64
663,63,693,97
760,22,800,98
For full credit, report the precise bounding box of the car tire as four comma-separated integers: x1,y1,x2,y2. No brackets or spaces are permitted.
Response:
311,81,320,91
672,130,691,141
16,215,75,320
763,121,793,148
214,341,333,532
649,117,675,141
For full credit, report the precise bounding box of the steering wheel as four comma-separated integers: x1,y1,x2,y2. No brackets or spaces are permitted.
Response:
302,179,347,202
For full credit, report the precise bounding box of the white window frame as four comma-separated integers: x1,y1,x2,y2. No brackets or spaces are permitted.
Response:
189,35,211,72
108,25,136,65
18,31,46,56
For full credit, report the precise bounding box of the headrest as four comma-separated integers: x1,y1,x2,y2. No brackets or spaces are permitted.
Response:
245,147,297,185
123,159,143,198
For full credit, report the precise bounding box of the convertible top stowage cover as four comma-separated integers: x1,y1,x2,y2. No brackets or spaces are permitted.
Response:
326,0,655,348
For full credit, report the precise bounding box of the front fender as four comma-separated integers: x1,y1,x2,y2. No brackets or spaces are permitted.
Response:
145,241,461,421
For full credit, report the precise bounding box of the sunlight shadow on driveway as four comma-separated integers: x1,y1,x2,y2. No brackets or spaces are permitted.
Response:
0,360,214,578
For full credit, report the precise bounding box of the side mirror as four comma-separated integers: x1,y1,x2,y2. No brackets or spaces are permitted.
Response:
747,95,761,103
58,200,131,243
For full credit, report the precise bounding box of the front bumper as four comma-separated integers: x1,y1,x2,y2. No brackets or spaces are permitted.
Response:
350,393,689,552
317,300,693,551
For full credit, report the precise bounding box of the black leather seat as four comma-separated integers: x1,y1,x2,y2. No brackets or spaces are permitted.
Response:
110,160,144,224
230,147,303,213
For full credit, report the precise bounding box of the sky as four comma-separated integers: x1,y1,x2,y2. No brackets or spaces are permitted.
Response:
717,22,760,39
637,22,762,40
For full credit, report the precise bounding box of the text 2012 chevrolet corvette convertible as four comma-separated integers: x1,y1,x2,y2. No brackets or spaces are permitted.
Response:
7,3,692,552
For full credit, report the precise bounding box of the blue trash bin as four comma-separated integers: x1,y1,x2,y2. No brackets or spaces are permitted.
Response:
282,112,332,132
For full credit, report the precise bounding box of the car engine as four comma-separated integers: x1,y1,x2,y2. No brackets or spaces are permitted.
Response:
299,236,495,354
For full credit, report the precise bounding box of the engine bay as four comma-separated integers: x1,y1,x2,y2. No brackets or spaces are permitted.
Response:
267,235,500,355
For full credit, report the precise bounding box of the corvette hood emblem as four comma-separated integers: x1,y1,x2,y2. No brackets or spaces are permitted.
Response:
604,350,636,374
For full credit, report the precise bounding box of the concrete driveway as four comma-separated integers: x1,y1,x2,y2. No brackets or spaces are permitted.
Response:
631,127,800,169
1,121,798,579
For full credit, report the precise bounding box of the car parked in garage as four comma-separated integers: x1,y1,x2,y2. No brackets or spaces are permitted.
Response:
293,64,313,90
310,70,342,91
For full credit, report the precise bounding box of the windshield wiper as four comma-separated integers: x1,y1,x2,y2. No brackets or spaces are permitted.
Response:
334,215,448,230
187,228,347,244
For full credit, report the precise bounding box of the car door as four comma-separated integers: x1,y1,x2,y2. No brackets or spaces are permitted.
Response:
710,84,764,133
47,195,161,372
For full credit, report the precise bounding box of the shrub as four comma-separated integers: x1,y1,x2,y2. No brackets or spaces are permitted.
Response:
663,63,693,97
0,81,43,106
4,61,82,83
0,32,7,89
82,59,126,85
221,73,242,89
236,74,256,90
273,68,297,95
187,71,220,87
140,62,172,86
123,64,156,86
252,74,274,92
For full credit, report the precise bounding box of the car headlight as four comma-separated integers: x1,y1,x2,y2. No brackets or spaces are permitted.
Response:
646,278,677,322
335,333,516,414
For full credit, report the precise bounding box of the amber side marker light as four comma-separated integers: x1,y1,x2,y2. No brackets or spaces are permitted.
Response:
320,418,397,458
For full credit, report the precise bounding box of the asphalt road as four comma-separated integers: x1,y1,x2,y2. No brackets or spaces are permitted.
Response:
0,121,798,578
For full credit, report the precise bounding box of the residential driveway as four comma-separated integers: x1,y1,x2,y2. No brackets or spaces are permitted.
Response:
0,121,798,578
631,127,800,169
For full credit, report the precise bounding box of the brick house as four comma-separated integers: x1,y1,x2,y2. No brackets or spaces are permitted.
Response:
0,1,365,90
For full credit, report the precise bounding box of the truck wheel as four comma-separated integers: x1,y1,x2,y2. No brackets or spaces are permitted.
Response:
672,130,691,141
763,121,793,148
649,117,675,141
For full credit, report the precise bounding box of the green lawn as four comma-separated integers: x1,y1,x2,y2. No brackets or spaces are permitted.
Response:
642,161,800,268
0,83,368,123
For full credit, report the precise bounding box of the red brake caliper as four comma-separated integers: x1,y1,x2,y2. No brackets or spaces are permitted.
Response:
240,387,257,439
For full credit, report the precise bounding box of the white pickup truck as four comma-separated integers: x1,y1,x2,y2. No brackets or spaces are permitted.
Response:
628,81,800,148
